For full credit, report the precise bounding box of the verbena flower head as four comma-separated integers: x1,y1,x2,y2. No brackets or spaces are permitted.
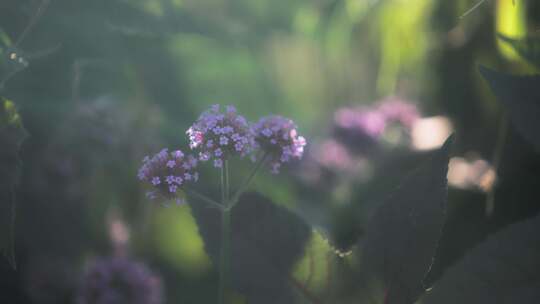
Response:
377,97,420,129
312,139,352,170
332,98,419,154
252,115,306,174
333,98,419,140
334,107,386,139
78,257,163,304
187,105,255,167
137,148,198,204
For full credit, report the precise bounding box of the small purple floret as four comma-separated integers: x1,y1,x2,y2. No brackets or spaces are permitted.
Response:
186,104,255,165
252,115,306,174
137,149,198,204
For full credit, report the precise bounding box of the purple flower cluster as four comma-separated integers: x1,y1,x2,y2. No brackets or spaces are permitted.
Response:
299,97,421,186
187,105,255,168
77,257,163,304
138,105,307,203
377,97,420,129
252,115,307,174
334,97,420,139
137,148,198,204
312,139,352,170
334,108,386,138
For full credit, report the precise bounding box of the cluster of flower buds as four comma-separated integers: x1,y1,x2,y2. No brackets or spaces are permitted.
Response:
137,148,198,204
187,105,255,168
78,257,163,304
252,115,306,174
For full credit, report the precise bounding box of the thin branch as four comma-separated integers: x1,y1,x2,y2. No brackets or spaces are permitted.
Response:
229,152,268,208
459,0,489,19
486,114,508,216
15,0,51,47
186,189,223,210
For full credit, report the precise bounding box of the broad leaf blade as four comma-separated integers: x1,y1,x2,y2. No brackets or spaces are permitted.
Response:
423,214,540,304
359,135,452,304
0,98,28,268
190,192,311,303
497,34,540,68
478,65,540,152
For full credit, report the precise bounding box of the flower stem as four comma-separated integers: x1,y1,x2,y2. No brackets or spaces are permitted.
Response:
186,189,222,210
218,208,231,304
486,114,508,216
229,152,268,209
225,159,230,204
218,160,231,304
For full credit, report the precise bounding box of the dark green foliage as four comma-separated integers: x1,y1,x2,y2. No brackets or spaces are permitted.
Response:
479,66,540,152
328,149,442,253
498,34,540,68
359,135,452,304
189,192,311,303
423,214,540,304
0,98,28,267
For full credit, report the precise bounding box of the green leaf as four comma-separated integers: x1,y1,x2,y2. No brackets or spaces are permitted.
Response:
479,66,540,152
190,192,311,303
358,135,452,304
0,28,13,49
422,214,540,304
497,34,540,68
0,98,28,268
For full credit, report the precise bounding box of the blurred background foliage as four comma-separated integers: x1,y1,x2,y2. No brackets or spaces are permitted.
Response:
0,0,539,303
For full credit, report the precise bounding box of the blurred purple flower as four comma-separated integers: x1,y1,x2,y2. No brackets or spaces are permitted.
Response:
77,257,163,304
312,139,352,170
187,105,255,167
334,107,386,138
377,96,420,129
331,97,420,155
252,115,306,174
137,148,198,204
333,97,419,140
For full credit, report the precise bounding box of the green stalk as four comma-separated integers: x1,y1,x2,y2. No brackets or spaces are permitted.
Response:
225,159,230,203
486,114,508,216
186,189,222,210
218,160,231,304
229,152,268,209
218,208,231,304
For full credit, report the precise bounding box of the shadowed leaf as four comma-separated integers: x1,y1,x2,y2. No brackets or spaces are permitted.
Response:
359,135,452,304
0,98,28,268
190,192,311,303
422,214,540,304
479,66,540,152
498,34,540,68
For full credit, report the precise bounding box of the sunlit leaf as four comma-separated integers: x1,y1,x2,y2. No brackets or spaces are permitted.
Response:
190,192,311,303
497,34,540,68
422,213,540,304
358,135,452,304
0,98,28,268
292,229,346,301
0,28,13,52
479,66,540,152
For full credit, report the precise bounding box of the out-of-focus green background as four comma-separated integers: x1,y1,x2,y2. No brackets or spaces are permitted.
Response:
1,0,539,303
